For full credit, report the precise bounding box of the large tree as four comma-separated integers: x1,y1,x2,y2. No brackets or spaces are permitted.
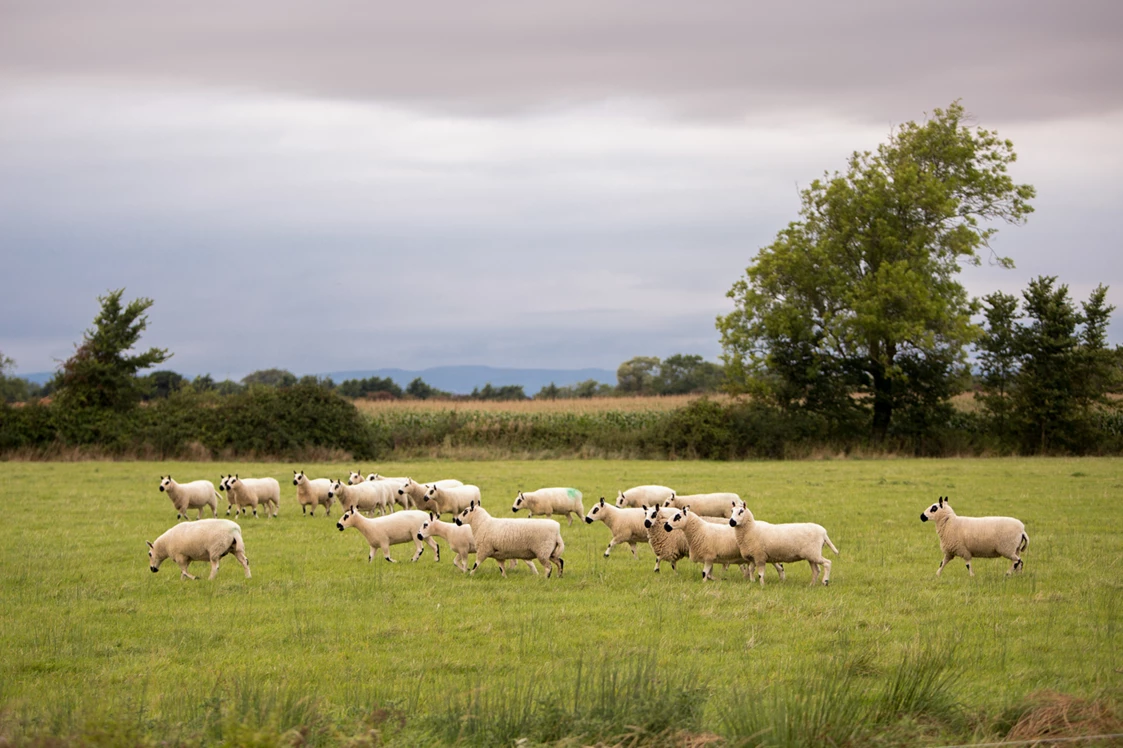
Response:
55,289,171,410
717,102,1035,441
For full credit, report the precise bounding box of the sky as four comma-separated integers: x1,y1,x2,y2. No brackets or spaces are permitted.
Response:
1,1,1121,381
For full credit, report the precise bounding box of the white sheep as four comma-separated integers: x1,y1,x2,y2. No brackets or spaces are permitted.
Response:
666,492,741,518
641,505,756,574
615,484,675,508
365,474,412,509
330,479,393,516
920,496,1028,577
347,470,366,485
454,501,565,578
146,518,250,580
420,483,481,516
158,476,219,521
416,513,537,574
225,474,281,518
336,507,440,562
584,498,650,558
664,506,753,581
396,478,464,511
729,501,838,586
293,470,334,516
511,488,585,526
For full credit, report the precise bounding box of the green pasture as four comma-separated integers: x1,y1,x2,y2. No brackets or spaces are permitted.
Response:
1,458,1120,746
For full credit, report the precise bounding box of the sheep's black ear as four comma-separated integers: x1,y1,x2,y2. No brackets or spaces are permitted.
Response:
146,541,154,548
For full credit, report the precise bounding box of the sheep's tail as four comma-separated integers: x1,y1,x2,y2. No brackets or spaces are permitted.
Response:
824,533,839,555
1018,532,1028,553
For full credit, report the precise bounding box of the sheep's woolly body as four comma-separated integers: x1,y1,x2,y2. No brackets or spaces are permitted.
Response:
226,476,280,518
615,485,675,508
456,504,565,578
293,471,333,516
159,476,219,520
398,478,464,511
668,492,741,518
421,484,481,516
643,506,730,572
336,509,439,562
666,510,751,581
331,480,393,516
418,516,536,574
584,500,650,558
920,498,1027,576
365,475,412,508
730,504,838,586
512,488,584,526
148,519,250,580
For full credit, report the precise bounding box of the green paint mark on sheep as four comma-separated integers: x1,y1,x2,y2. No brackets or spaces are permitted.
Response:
567,488,579,499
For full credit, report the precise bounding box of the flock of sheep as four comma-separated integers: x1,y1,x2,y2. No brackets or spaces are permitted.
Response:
147,472,1030,583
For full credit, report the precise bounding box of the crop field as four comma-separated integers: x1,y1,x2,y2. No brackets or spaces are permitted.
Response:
353,394,709,416
1,458,1120,746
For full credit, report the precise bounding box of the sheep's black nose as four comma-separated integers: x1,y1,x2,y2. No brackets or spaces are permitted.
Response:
292,480,298,485
584,517,593,524
416,533,423,540
150,567,158,573
454,518,462,525
644,519,652,527
663,523,673,532
729,519,736,527
919,513,928,522
159,486,165,491
336,523,344,531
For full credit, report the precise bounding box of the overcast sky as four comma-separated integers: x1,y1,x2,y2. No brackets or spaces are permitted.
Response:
2,1,1121,380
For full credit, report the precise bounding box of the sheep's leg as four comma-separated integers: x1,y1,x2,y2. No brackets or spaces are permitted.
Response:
741,563,752,579
702,561,714,581
382,541,397,562
653,558,661,573
774,563,785,581
603,539,617,557
567,513,574,527
410,539,425,562
470,550,490,575
455,552,468,573
964,558,974,577
935,551,954,577
427,536,440,562
232,548,251,578
1009,553,1024,574
539,554,553,578
820,558,831,585
524,560,539,575
628,542,637,559
208,558,222,580
176,557,197,580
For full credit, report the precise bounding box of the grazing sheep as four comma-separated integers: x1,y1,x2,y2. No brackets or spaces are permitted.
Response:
147,519,250,580
666,492,741,518
511,488,585,526
664,507,753,582
397,478,464,511
420,483,481,516
729,502,838,586
920,496,1028,577
225,475,281,518
293,470,334,516
336,508,439,562
454,501,565,578
584,498,649,558
158,476,219,521
641,505,761,574
416,513,536,574
615,485,675,508
330,479,393,516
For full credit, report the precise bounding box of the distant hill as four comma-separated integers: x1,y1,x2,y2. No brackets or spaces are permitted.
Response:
323,366,616,395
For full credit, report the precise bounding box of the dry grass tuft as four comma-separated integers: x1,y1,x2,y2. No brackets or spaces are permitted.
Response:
1006,690,1122,742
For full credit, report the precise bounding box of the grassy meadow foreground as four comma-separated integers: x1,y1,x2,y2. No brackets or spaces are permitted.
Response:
1,458,1120,746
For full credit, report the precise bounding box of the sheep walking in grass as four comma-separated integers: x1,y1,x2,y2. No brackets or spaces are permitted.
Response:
158,476,219,520
397,478,464,511
336,508,439,562
147,519,250,580
293,470,334,516
330,479,393,516
615,485,675,508
224,475,280,518
664,506,753,581
584,498,649,558
729,501,838,587
511,488,584,526
455,501,565,578
642,505,770,575
920,496,1028,577
420,483,481,517
416,513,536,575
666,492,741,518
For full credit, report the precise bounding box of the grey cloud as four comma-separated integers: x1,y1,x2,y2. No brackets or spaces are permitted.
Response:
2,1,1121,122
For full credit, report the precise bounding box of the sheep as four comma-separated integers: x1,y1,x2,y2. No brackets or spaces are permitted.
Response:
511,487,585,526
336,507,439,562
729,502,838,586
330,479,393,516
397,478,464,511
224,474,281,518
293,470,334,516
666,492,741,518
416,513,537,574
454,501,565,578
158,476,219,521
920,496,1028,577
641,505,762,574
664,506,753,581
615,484,675,508
146,518,250,580
347,470,367,485
584,498,650,558
365,474,413,509
419,483,481,517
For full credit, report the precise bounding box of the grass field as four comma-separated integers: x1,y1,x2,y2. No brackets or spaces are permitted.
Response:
1,458,1120,746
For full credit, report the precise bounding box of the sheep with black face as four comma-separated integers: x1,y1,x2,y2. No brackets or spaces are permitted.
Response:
920,496,1027,577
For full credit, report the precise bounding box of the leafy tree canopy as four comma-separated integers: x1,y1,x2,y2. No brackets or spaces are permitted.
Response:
241,369,298,388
